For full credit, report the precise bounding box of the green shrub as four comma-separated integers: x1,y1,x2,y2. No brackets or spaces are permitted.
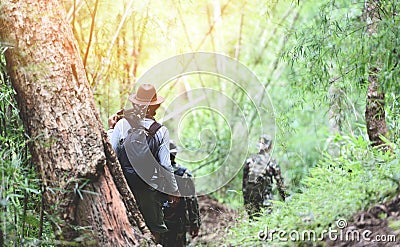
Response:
1,49,54,246
227,132,399,246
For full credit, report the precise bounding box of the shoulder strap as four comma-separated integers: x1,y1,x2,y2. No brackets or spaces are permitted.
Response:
148,121,162,135
124,115,142,130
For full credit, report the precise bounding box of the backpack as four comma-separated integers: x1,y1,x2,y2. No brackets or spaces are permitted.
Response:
247,153,271,183
117,115,163,182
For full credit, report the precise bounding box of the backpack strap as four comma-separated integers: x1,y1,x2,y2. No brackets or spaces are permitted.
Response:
125,116,162,134
124,115,142,130
147,121,163,174
147,121,163,155
147,121,162,135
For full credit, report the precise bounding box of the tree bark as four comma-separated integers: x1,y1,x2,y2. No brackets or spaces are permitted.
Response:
365,68,389,148
364,0,390,150
0,0,153,245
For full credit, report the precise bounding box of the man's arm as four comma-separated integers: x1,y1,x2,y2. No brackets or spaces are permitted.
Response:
183,171,201,238
270,160,286,201
242,160,250,204
107,118,125,151
186,196,201,237
157,126,179,195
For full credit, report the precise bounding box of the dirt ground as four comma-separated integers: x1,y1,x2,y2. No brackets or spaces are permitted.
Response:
188,195,240,246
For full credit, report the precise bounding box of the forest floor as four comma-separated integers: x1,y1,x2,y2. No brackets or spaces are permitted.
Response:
188,194,400,246
189,195,240,246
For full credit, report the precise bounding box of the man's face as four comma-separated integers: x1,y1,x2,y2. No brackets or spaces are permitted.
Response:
147,104,160,116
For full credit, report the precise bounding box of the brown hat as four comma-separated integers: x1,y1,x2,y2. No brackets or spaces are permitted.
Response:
128,84,165,105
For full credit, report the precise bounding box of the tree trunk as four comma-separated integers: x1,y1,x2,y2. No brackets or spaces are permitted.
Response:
0,0,154,246
365,68,389,148
364,0,390,149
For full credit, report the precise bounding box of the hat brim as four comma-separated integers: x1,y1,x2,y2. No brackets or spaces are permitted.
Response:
128,94,165,105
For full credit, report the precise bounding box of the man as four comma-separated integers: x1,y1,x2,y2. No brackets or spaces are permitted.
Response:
108,83,179,243
160,140,201,247
242,135,286,218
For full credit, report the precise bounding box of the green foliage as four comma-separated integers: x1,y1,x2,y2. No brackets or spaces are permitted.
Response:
386,93,400,143
271,86,330,193
388,219,400,231
227,133,400,246
2,0,399,246
284,0,400,104
0,49,54,246
225,0,400,244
